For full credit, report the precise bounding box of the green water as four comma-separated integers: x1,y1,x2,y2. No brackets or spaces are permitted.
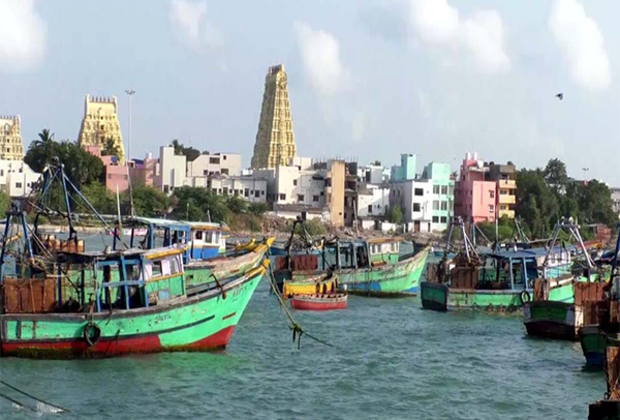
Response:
0,280,603,420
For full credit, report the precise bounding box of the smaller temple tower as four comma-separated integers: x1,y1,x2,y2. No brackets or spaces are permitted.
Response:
0,115,25,160
251,64,297,169
77,95,125,163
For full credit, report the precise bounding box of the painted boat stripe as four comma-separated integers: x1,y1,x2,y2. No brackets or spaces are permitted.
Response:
4,315,216,345
222,312,237,320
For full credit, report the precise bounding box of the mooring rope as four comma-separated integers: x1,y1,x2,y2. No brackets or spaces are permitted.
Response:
0,379,70,413
265,255,334,350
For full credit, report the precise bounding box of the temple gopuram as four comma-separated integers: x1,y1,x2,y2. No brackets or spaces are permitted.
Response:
0,115,25,160
251,64,297,169
77,95,125,163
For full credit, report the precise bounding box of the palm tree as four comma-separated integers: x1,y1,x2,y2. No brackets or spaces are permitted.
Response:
34,128,54,147
170,139,183,155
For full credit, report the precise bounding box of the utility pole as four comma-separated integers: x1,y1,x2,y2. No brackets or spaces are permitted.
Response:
125,89,136,162
582,167,589,182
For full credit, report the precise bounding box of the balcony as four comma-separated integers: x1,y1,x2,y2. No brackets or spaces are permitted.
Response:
499,209,515,219
498,179,516,189
499,194,516,204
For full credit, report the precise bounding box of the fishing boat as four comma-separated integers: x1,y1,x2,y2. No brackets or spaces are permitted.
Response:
589,345,620,419
421,219,582,312
0,161,271,358
275,231,430,297
290,294,347,311
523,220,609,340
578,226,620,367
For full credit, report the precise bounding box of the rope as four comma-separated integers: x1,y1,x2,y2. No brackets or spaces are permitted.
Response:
0,379,70,413
265,256,334,350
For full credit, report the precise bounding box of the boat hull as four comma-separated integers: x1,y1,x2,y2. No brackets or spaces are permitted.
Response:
579,325,609,367
0,266,266,359
523,301,581,340
290,294,347,311
421,279,575,312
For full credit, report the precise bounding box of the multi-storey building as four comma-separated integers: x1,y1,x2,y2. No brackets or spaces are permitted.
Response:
422,162,455,231
251,64,297,169
0,116,25,160
455,152,498,224
487,162,517,219
0,160,40,197
188,175,267,203
187,153,241,177
77,95,126,163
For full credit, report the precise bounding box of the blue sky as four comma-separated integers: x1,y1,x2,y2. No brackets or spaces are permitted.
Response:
0,0,618,184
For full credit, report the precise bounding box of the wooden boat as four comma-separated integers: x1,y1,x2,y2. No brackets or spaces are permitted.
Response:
290,294,347,311
523,220,609,340
277,237,430,297
589,346,620,419
0,161,271,358
578,227,620,366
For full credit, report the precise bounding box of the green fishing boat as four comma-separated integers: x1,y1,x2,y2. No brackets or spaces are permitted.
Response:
276,234,430,297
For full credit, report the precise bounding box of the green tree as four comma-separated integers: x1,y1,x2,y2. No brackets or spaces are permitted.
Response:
544,158,569,194
170,139,200,162
226,196,248,214
516,169,559,238
566,180,617,227
101,138,121,157
386,205,403,224
248,202,268,215
81,183,116,215
171,186,230,222
0,191,10,217
123,184,171,217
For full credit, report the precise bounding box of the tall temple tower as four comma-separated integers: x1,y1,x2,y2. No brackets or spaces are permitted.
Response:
0,115,25,160
251,64,297,169
77,95,126,163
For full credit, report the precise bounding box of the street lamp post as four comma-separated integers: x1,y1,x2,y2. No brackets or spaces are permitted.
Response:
582,167,589,182
125,89,136,162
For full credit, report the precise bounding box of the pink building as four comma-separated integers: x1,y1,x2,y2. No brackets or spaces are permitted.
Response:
455,152,497,224
84,145,131,192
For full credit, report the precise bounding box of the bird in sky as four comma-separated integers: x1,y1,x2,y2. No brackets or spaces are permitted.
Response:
555,93,563,100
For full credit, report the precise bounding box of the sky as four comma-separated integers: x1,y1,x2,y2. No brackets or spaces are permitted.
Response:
0,0,618,185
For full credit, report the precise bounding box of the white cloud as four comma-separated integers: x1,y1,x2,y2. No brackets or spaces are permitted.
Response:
170,0,223,52
0,0,46,72
294,22,349,96
408,0,510,74
549,0,611,91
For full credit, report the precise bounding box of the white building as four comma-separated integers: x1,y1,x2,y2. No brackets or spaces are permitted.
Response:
0,160,40,197
612,187,620,216
155,146,187,194
187,175,267,203
358,164,390,184
357,185,390,218
390,179,433,232
186,152,241,177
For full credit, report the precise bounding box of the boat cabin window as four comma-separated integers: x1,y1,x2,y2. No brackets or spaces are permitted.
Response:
511,260,526,287
195,231,203,240
205,231,213,243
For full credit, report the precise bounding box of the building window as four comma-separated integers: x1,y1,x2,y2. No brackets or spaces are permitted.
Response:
221,168,229,175
314,195,320,202
223,155,227,160
490,190,495,199
15,182,22,188
279,193,286,200
297,194,304,202
368,204,372,213
449,185,454,196
489,205,494,213
244,188,249,197
441,201,447,211
433,185,440,194
440,216,447,223
223,187,228,195
433,200,439,210
293,179,297,186
413,203,421,212
255,190,260,198
500,189,507,195
261,191,265,195
432,216,439,223
415,188,424,196
441,185,447,195
210,157,220,164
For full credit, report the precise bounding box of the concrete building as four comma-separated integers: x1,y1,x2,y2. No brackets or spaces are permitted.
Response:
130,153,159,187
0,160,40,197
487,162,517,219
0,116,25,160
326,160,346,227
358,164,390,184
77,95,125,163
391,154,417,181
422,162,455,232
156,146,187,194
390,179,434,232
251,64,297,169
188,175,267,203
455,152,497,224
187,153,241,177
612,187,620,216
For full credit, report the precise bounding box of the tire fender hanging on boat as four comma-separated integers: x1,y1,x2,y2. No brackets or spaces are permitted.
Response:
519,290,531,305
83,322,102,347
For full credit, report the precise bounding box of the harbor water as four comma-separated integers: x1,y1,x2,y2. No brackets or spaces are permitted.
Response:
0,281,603,419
